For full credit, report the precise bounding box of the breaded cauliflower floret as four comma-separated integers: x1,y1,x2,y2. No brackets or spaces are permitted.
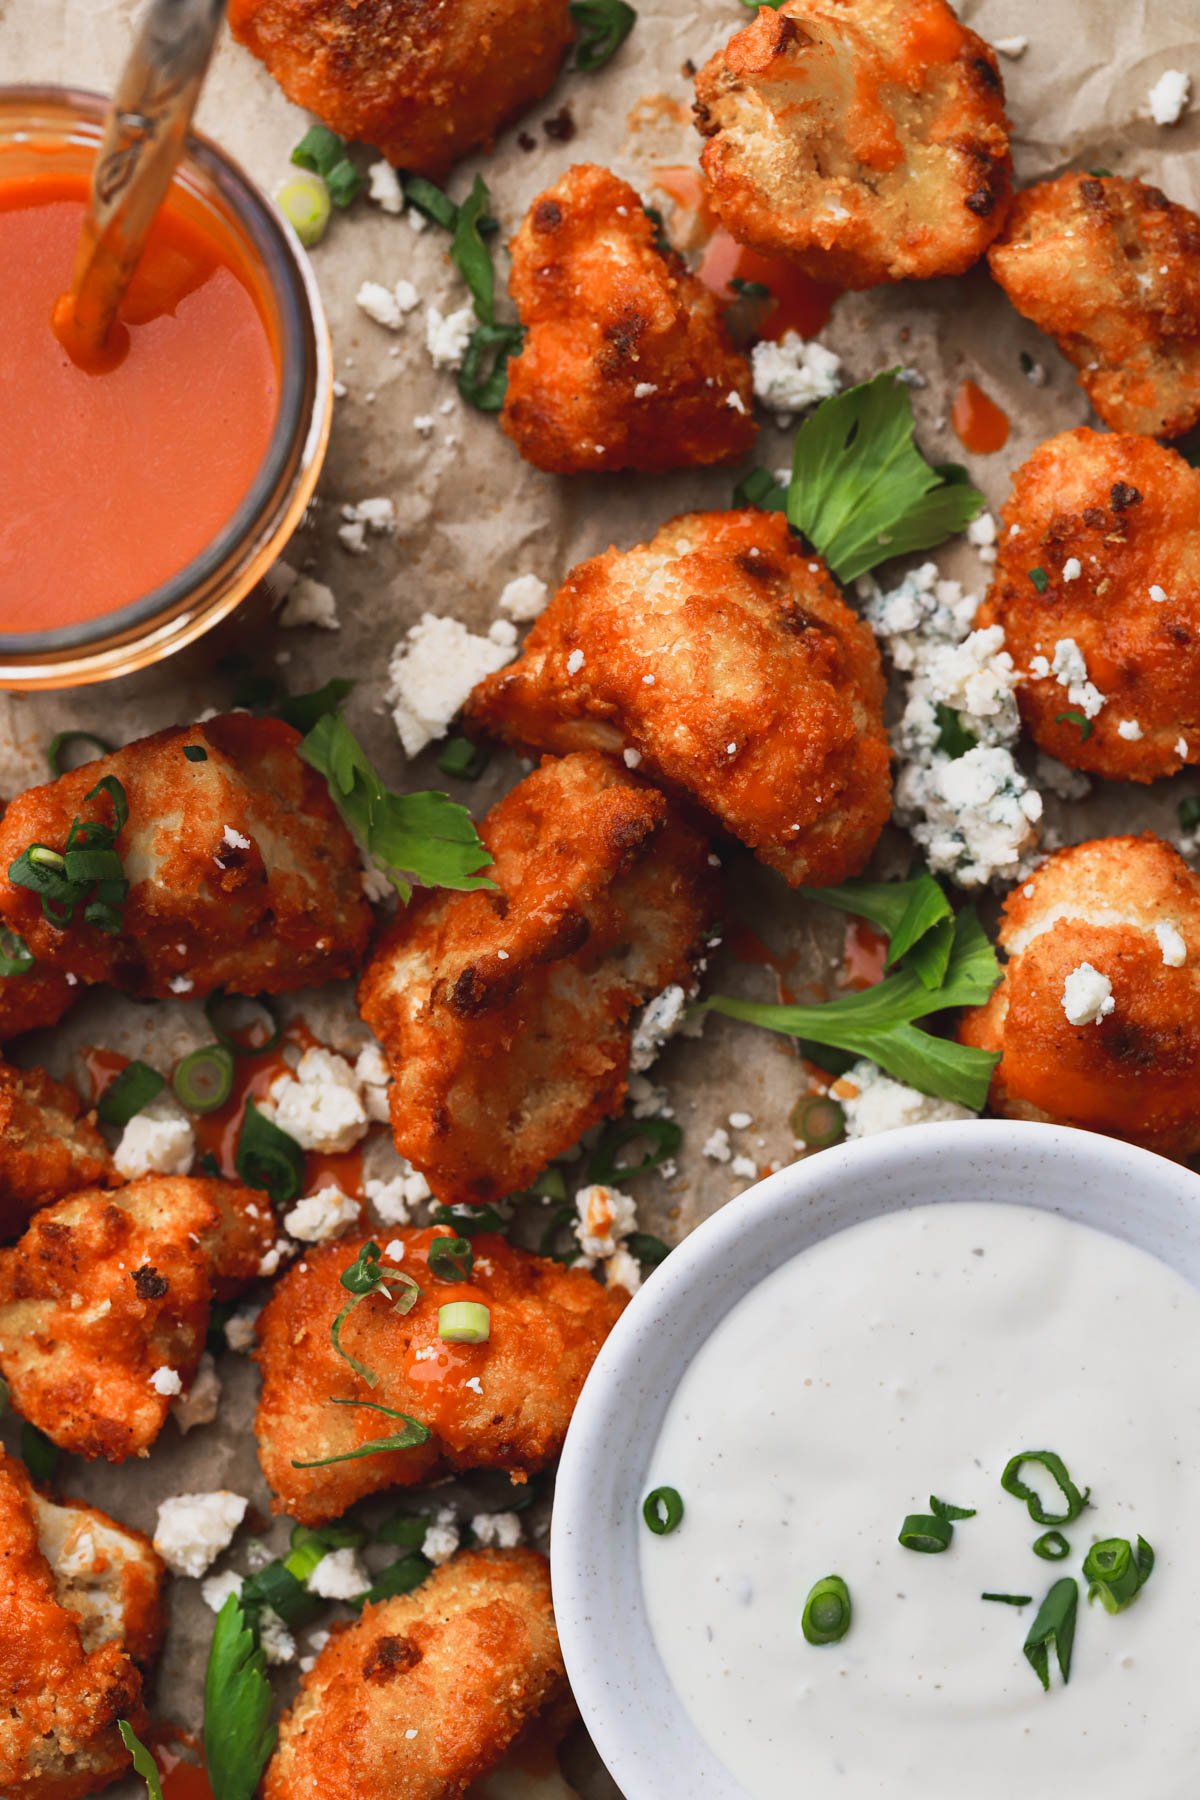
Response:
0,1058,111,1239
977,429,1200,779
501,164,756,475
0,715,371,1006
959,836,1200,1159
229,0,573,179
262,1549,567,1800
0,1175,274,1461
0,966,77,1045
256,1227,627,1524
989,174,1200,439
467,511,891,889
359,752,716,1206
0,1449,165,1800
693,0,1011,288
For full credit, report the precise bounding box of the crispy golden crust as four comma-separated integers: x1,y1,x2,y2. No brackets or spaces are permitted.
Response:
959,836,1200,1159
0,1058,112,1239
977,428,1200,779
263,1549,567,1800
0,966,78,1044
359,752,717,1204
693,0,1011,288
988,174,1200,439
0,715,371,1000
467,512,890,888
0,1450,163,1800
0,1175,274,1461
256,1227,626,1524
229,0,573,179
501,163,756,475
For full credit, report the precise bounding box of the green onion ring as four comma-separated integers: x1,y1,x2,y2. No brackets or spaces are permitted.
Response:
789,1094,846,1149
0,928,34,977
173,1044,235,1114
1083,1535,1154,1613
428,1235,474,1282
46,730,112,777
204,990,282,1056
438,1301,491,1343
802,1574,852,1644
97,1060,165,1127
898,1512,953,1553
1001,1450,1090,1525
642,1487,684,1535
1033,1530,1071,1561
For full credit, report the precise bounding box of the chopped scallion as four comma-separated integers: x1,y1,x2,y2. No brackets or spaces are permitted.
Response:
642,1486,684,1535
204,990,282,1055
801,1574,852,1645
1023,1578,1078,1690
1083,1535,1154,1613
437,736,491,780
1001,1451,1090,1526
428,1234,473,1282
173,1045,235,1114
1033,1530,1071,1561
930,1496,976,1522
46,729,112,776
290,1397,431,1467
1029,567,1049,593
982,1592,1033,1606
275,170,332,247
0,927,34,977
97,1060,165,1127
789,1094,845,1149
438,1300,491,1342
569,0,637,69
235,1099,305,1204
331,1240,422,1387
898,1512,953,1553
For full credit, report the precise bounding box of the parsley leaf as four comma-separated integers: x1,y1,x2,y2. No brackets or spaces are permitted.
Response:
703,907,1001,1109
117,1722,164,1800
203,1592,276,1800
799,872,954,989
785,369,985,580
298,712,493,902
934,701,978,759
733,466,787,512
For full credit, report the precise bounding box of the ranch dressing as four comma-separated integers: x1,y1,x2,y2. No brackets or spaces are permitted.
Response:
640,1202,1200,1798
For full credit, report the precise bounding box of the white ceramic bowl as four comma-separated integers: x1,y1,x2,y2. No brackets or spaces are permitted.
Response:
552,1119,1200,1798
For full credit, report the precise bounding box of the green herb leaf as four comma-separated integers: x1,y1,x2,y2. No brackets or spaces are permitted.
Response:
930,1496,976,1522
402,174,459,231
203,1592,277,1800
291,124,346,178
1083,1535,1154,1613
733,465,787,513
899,1511,954,1553
331,1240,421,1386
291,1398,432,1468
117,1721,164,1800
351,1551,432,1609
459,321,525,411
1001,1451,1090,1526
801,1573,851,1643
785,370,984,581
0,927,34,977
276,678,356,735
982,1592,1033,1606
1023,1578,1078,1691
428,1234,474,1282
452,175,498,324
1029,567,1049,593
21,1421,58,1484
586,1116,682,1187
235,1099,305,1205
934,702,978,759
625,1231,672,1266
97,1060,165,1127
569,0,637,68
799,872,954,987
298,712,493,903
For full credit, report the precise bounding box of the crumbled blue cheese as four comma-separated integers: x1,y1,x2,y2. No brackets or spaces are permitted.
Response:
630,984,690,1072
895,747,1043,889
860,562,976,672
306,1546,368,1599
277,574,340,631
356,279,420,330
154,1491,248,1579
171,1352,222,1433
498,573,549,621
1148,69,1191,125
114,1095,195,1179
703,1127,732,1163
1116,719,1143,741
422,1507,461,1565
1061,962,1115,1026
470,1511,523,1549
260,1047,370,1153
750,333,841,418
387,612,517,757
838,1059,975,1135
1155,922,1187,967
1049,637,1106,719
574,1184,638,1259
149,1365,183,1397
367,161,405,215
425,304,475,371
365,1164,431,1225
283,1185,362,1242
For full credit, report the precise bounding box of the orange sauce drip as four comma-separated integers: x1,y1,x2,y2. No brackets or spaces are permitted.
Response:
81,1045,129,1104
951,379,1010,454
842,920,889,990
0,168,279,630
897,0,967,75
725,921,801,1005
160,1767,215,1800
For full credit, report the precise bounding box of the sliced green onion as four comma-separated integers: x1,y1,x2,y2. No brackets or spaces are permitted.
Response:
569,0,637,69
586,1115,682,1186
291,1397,431,1467
529,1166,568,1203
801,1574,851,1645
377,1514,430,1548
438,1301,491,1343
240,1560,317,1629
625,1231,671,1266
325,159,362,209
173,1045,235,1114
84,899,124,935
64,846,123,885
428,1235,473,1282
733,466,787,512
982,1592,1033,1606
47,730,112,776
1084,1535,1154,1613
789,1094,846,1149
899,1513,953,1553
116,1720,164,1800
290,124,345,176
458,321,524,412
205,990,282,1055
1033,1530,1071,1561
351,1552,432,1610
1023,1578,1078,1691
21,1421,59,1484
930,1496,976,1522
97,1060,165,1126
275,170,331,247
235,1099,305,1204
1056,710,1094,742
0,928,34,977
430,1202,507,1238
276,679,355,735
27,846,66,870
730,277,771,299
1179,795,1200,833
182,745,208,763
402,174,458,231
643,1487,684,1535
1001,1451,1090,1526
331,1240,421,1386
437,736,491,781
1029,567,1049,593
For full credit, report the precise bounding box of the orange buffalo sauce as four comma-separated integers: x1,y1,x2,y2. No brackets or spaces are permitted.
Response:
951,377,1010,454
0,170,279,631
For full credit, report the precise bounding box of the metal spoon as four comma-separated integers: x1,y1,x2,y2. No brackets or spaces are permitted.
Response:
58,0,227,361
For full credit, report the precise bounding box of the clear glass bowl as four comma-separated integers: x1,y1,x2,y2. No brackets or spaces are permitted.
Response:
0,86,332,689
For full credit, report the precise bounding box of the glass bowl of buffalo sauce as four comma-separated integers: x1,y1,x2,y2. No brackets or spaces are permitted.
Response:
0,86,332,688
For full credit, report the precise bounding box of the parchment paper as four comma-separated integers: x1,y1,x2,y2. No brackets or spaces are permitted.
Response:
0,0,1197,1789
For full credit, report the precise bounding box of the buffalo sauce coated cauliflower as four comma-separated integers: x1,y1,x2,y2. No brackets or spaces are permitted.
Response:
501,163,757,475
693,0,1011,288
0,1057,111,1239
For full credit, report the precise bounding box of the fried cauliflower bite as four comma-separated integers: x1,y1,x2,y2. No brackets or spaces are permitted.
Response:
692,0,1011,289
0,1057,111,1239
988,174,1200,439
959,836,1200,1159
0,1175,273,1461
0,966,77,1043
468,511,890,888
359,751,716,1205
256,1226,626,1524
0,714,371,1001
0,1450,165,1800
229,0,573,180
263,1549,567,1800
977,429,1200,779
500,164,756,475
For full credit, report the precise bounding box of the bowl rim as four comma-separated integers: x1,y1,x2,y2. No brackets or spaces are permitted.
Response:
551,1118,1200,1799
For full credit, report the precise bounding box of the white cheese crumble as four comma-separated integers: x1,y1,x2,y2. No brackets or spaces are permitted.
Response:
367,160,404,214
837,1060,975,1135
200,1569,242,1613
630,984,690,1072
604,1245,642,1294
633,381,659,398
386,611,516,758
222,824,251,850
730,1154,759,1180
422,1507,461,1565
154,1491,248,1579
729,1111,753,1129
149,1365,183,1397
338,497,397,557
574,1184,638,1259
259,1047,370,1153
283,1185,362,1242
967,511,998,564
114,1095,195,1180
1117,719,1143,741
366,1164,431,1224
356,279,420,330
993,34,1028,56
566,648,585,675
1061,962,1115,1026
470,1511,523,1549
703,1127,732,1163
277,575,340,631
1061,557,1082,582
1148,69,1191,126
750,333,841,418
1050,637,1106,719
623,747,643,769
307,1546,369,1600
258,1609,298,1666
1150,584,1168,603
425,304,475,371
1155,922,1187,967
498,573,549,621
171,1352,221,1434
224,1302,263,1354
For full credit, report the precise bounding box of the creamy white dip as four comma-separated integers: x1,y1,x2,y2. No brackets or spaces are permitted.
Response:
640,1202,1200,1798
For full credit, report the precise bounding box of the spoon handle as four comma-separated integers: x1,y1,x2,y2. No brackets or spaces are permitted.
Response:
68,0,227,351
